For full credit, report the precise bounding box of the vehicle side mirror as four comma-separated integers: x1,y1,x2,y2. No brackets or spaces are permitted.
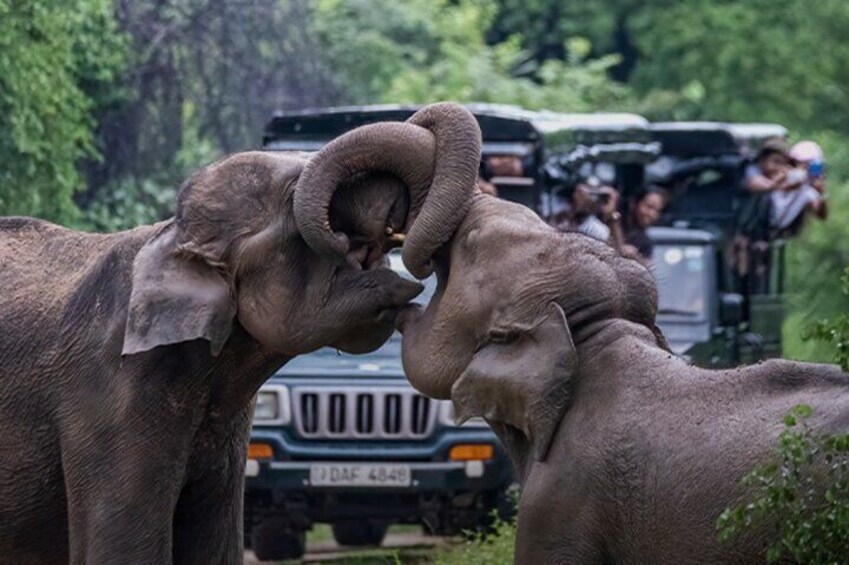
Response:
719,293,744,326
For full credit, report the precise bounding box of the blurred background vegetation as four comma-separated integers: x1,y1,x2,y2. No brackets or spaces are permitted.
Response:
1,0,847,362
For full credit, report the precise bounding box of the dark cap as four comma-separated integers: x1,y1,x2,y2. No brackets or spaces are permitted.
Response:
756,137,795,165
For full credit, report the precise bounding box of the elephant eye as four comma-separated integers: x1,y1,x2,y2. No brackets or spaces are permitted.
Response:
488,328,519,345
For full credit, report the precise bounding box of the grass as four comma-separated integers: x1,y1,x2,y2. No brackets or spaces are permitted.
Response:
306,523,423,544
273,519,516,564
434,514,517,565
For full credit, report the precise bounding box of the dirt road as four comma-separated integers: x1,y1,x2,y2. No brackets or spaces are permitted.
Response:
245,530,451,563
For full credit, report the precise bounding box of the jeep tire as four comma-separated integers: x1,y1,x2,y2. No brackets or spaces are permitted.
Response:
331,521,389,546
251,520,306,561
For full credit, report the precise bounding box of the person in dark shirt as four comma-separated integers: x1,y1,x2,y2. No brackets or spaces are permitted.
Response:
624,186,667,263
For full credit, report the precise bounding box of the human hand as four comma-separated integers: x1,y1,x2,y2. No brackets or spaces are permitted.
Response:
784,168,807,189
769,170,788,191
620,244,640,259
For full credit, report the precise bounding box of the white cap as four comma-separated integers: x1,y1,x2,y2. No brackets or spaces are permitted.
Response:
790,141,824,163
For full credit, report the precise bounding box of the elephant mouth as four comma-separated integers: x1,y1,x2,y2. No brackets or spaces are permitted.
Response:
343,230,406,272
393,302,422,333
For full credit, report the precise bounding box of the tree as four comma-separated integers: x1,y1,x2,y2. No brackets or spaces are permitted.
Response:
629,0,849,129
81,0,345,231
315,0,630,111
0,0,124,223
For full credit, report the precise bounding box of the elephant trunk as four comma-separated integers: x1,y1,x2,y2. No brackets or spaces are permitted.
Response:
293,102,481,279
401,103,481,278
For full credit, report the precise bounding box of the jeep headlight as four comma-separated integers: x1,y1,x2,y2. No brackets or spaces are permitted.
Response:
252,385,291,425
438,401,488,428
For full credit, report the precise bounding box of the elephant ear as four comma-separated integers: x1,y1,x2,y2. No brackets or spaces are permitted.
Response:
451,302,576,462
122,224,237,357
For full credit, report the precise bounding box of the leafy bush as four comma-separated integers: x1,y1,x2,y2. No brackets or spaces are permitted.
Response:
784,129,849,365
81,177,176,233
717,405,849,564
436,488,519,565
801,266,849,372
435,513,516,565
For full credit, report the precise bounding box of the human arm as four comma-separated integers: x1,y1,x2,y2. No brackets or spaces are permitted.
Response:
745,169,786,192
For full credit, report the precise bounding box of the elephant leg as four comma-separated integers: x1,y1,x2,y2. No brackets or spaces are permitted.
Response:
172,434,248,565
64,455,183,564
514,470,607,565
515,503,607,565
61,404,197,564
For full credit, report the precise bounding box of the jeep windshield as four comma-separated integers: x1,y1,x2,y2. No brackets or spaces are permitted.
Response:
281,253,437,371
652,243,710,320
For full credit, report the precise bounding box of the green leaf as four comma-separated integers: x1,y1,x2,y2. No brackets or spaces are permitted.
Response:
793,405,813,419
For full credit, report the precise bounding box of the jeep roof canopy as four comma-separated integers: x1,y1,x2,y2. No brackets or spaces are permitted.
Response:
262,104,658,212
263,103,651,155
650,121,788,159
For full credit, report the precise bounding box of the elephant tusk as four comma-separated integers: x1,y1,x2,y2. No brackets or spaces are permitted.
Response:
385,232,406,250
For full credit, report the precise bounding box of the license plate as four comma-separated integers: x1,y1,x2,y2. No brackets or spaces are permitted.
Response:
310,463,411,487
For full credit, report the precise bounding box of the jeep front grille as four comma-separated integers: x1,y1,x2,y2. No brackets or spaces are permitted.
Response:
292,387,435,439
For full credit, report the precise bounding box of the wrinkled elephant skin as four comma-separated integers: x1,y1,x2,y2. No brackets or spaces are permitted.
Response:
400,194,849,564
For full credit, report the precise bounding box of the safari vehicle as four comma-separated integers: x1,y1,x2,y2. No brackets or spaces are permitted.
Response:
243,252,514,561
646,122,790,365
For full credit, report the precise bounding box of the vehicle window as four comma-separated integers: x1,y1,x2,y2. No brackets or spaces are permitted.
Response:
695,169,723,186
652,244,708,319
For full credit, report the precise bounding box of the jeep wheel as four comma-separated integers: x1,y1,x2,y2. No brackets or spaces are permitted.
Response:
331,522,389,546
251,520,306,561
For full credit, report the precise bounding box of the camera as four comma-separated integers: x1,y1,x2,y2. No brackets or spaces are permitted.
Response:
808,160,825,180
588,189,612,205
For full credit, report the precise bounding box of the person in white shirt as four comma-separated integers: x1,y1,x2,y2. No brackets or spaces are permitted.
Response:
549,175,621,242
743,138,827,232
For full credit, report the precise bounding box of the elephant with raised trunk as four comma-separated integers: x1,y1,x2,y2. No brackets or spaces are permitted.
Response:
0,103,480,564
399,194,849,564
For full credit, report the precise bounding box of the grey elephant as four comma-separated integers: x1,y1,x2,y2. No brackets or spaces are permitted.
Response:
0,103,481,564
399,194,849,564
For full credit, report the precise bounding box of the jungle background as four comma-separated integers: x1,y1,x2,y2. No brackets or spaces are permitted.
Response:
2,0,848,362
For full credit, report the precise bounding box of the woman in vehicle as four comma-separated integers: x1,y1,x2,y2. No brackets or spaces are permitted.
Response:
623,186,668,264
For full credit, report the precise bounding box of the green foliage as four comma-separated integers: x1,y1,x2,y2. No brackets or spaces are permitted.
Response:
313,0,629,112
81,177,176,233
436,513,517,565
629,0,849,130
783,130,849,363
312,0,430,102
0,0,125,223
80,99,218,232
717,405,849,564
801,267,849,371
436,488,519,564
381,0,630,111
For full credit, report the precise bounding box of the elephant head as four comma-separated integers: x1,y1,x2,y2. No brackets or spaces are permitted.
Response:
399,195,662,466
122,102,481,358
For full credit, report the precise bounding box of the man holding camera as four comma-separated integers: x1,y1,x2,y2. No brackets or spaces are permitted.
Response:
549,174,623,243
